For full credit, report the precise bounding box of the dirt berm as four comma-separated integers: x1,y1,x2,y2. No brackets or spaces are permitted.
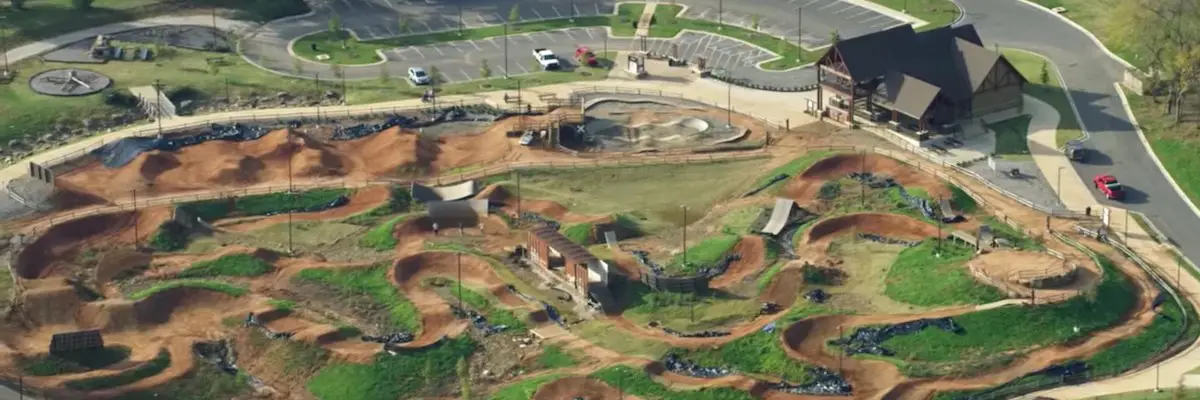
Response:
803,213,939,245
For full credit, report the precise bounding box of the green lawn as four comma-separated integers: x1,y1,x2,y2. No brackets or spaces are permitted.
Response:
306,336,475,400
64,349,171,391
1002,48,1084,147
866,0,960,31
20,346,131,376
590,365,756,400
118,361,252,400
1125,89,1200,209
754,151,840,194
678,329,811,382
294,265,422,332
669,234,740,274
611,3,646,37
428,277,528,331
492,373,564,400
535,345,578,369
982,216,1044,250
884,240,1006,306
618,281,760,332
1021,0,1146,69
177,253,274,278
880,253,1136,375
359,214,411,250
987,115,1034,159
179,189,349,221
561,222,594,245
128,279,248,300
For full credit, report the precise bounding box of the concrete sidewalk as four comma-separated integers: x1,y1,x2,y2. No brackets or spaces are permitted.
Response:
1025,95,1095,210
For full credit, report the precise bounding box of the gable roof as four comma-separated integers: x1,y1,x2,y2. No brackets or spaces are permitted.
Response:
883,71,941,119
824,24,1015,104
530,225,600,266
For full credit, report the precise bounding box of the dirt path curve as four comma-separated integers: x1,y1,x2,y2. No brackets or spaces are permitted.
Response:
710,236,767,288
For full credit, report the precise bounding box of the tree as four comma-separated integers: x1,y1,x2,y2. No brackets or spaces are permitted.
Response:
380,64,391,82
329,14,342,35
480,58,492,79
1105,0,1200,123
71,0,93,10
751,14,760,32
830,29,841,44
292,58,305,75
428,65,441,84
456,358,471,400
509,4,521,25
398,13,411,34
9,0,26,10
1039,60,1050,85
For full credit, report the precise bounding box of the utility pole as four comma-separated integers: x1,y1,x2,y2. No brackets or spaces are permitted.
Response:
288,133,294,254
1123,210,1129,242
503,22,510,78
838,325,844,374
718,0,724,28
681,205,688,269
458,5,464,36
726,80,732,127
1,21,9,73
860,151,866,208
797,7,803,61
937,194,944,252
570,0,576,22
132,189,138,249
516,171,522,217
154,79,164,138
314,73,321,122
457,252,463,309
517,79,522,109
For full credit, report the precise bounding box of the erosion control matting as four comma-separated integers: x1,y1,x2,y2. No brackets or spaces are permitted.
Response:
93,123,269,168
828,317,964,356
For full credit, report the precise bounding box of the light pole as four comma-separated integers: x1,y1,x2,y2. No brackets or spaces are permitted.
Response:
457,252,463,309
1124,209,1130,242
1056,166,1064,197
726,80,732,127
838,325,844,374
796,7,802,61
937,194,944,251
314,73,321,122
860,151,866,208
458,5,464,36
154,79,164,138
503,22,510,78
2,19,11,73
131,189,139,249
570,0,576,22
718,0,724,28
287,132,294,254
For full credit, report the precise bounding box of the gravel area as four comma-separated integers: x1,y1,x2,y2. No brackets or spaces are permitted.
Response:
963,158,1067,212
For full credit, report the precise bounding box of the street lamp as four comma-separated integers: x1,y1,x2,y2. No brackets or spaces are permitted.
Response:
1,19,9,74
314,73,321,122
796,7,803,62
570,0,576,22
718,0,724,29
503,22,510,78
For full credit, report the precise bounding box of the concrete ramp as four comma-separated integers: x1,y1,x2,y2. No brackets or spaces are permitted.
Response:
426,200,489,227
413,181,477,202
761,198,796,235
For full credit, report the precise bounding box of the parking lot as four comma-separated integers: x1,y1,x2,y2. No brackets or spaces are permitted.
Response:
379,27,617,84
312,0,619,40
679,0,904,48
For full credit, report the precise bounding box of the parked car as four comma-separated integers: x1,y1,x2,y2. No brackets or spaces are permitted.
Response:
408,67,430,85
1093,174,1124,200
1065,140,1086,162
532,48,561,70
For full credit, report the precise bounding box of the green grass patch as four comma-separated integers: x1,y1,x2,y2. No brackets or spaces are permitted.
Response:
982,216,1044,250
865,0,960,31
987,115,1034,159
536,345,578,369
128,279,248,300
177,253,274,278
306,336,475,400
947,184,978,214
178,189,349,221
574,320,672,358
882,253,1135,369
562,222,594,245
884,240,1006,306
430,277,528,332
679,330,811,382
65,349,171,391
295,265,421,332
668,234,740,274
618,281,759,332
590,365,756,399
492,373,565,400
359,214,411,250
268,298,297,312
118,361,252,400
646,5,810,70
720,206,765,234
612,3,647,37
149,221,189,252
1002,48,1084,147
20,346,132,376
1124,88,1200,209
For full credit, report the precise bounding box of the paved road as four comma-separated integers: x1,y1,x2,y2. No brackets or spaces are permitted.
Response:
957,0,1200,271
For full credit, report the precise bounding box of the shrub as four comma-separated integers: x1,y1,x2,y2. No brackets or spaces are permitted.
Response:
103,89,139,108
177,254,274,278
149,221,188,252
306,337,476,399
360,215,408,250
818,181,842,200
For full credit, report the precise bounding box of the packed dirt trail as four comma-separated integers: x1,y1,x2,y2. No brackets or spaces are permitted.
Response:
708,236,767,288
783,153,952,204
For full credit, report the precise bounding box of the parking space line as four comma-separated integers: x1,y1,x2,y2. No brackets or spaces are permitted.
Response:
419,20,433,32
518,64,529,73
574,4,582,16
432,46,445,55
522,33,537,42
800,0,821,6
585,28,594,39
412,47,424,57
496,65,508,76
563,30,577,39
469,40,482,50
532,8,544,19
697,9,709,19
860,14,884,23
849,9,871,18
448,42,465,53
818,1,841,10
833,5,856,14
477,15,489,25
552,6,562,17
489,38,502,48
461,70,473,81
494,12,505,22
594,3,600,15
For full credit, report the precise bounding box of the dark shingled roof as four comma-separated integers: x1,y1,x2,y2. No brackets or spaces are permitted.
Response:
828,23,1017,115
530,225,600,266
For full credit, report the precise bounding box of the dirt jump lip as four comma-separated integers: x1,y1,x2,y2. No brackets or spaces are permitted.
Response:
803,212,940,245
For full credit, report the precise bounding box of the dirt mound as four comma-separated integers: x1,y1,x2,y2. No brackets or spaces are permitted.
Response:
474,183,577,221
784,153,953,203
208,155,265,184
804,213,939,245
759,266,803,305
393,216,435,242
710,236,766,288
16,211,136,279
390,252,523,346
47,180,108,210
113,151,180,186
532,377,631,400
94,249,152,284
119,288,240,329
22,285,83,325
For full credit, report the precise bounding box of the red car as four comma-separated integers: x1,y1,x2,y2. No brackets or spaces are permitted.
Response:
1093,174,1124,200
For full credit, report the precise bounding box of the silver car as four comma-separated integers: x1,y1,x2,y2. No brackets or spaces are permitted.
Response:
408,67,430,85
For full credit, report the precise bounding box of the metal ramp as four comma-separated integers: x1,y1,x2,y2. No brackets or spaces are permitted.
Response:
761,198,796,235
604,231,617,249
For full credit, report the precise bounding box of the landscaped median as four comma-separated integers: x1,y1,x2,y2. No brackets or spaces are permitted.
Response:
1002,48,1085,147
291,3,815,71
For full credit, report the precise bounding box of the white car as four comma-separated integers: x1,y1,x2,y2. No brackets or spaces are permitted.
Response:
532,48,561,70
408,67,431,85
